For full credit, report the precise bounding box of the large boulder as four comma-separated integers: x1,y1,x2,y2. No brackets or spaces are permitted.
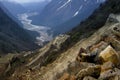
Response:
98,45,120,66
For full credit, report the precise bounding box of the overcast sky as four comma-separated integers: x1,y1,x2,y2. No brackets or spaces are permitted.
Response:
0,0,51,3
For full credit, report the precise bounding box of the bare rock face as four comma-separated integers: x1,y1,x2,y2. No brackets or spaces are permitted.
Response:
98,45,120,66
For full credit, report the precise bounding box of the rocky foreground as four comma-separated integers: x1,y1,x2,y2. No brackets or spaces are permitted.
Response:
0,13,119,80
0,0,120,80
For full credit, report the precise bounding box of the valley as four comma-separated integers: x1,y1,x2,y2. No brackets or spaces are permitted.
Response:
18,12,53,45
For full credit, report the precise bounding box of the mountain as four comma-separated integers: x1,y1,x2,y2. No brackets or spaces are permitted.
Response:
0,3,38,54
1,1,27,18
0,1,27,27
0,0,120,80
31,0,105,32
21,1,50,13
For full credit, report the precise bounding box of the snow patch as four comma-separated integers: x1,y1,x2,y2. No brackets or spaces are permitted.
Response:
73,5,83,17
74,11,79,17
57,0,72,11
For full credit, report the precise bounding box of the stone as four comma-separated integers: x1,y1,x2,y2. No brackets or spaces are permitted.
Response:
80,53,91,62
109,75,120,80
80,41,109,63
101,61,115,73
107,14,119,23
59,73,69,80
98,45,120,65
89,41,108,53
103,35,120,51
109,38,120,51
59,73,76,80
99,68,120,80
79,48,87,54
76,65,101,80
83,76,97,80
68,61,95,75
111,23,120,37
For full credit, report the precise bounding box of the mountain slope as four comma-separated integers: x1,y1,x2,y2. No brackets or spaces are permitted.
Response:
21,1,50,13
1,1,26,18
0,4,38,54
0,0,120,80
31,0,105,33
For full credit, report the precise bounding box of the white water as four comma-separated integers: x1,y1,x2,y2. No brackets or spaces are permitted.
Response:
18,12,53,46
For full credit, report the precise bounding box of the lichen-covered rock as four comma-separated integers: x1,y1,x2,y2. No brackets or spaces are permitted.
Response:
98,45,120,65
